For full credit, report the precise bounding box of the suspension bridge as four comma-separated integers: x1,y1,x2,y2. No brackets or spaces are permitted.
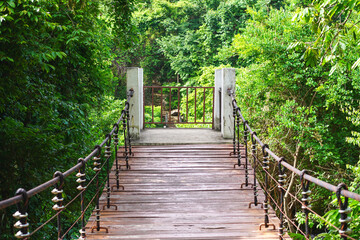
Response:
0,68,359,240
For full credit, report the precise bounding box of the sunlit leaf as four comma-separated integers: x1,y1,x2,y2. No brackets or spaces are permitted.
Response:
351,57,360,69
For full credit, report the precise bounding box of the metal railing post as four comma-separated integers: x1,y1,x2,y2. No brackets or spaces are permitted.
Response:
241,121,254,189
237,112,241,157
300,170,311,239
219,88,222,130
259,145,276,230
278,158,287,239
336,183,352,240
76,158,86,240
232,104,236,155
243,121,249,186
125,101,133,157
13,188,30,239
103,135,117,210
91,146,109,233
123,111,130,170
52,171,65,239
233,106,243,169
111,123,125,192
249,132,263,208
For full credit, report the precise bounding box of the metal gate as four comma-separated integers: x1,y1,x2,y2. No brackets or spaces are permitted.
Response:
143,86,214,128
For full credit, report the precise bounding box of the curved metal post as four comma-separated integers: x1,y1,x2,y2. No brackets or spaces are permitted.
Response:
231,104,236,156
278,158,287,239
233,106,243,169
125,101,133,156
13,188,30,239
91,146,109,233
76,158,86,240
241,121,254,188
259,145,276,230
123,113,130,170
249,132,263,208
103,135,117,210
336,183,352,239
111,123,125,192
300,170,311,238
52,171,65,239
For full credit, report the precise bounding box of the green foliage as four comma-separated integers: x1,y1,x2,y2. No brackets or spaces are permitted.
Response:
344,106,360,147
144,106,165,128
292,0,360,73
178,66,217,126
157,0,249,81
232,1,360,168
110,0,136,49
1,0,360,239
310,196,360,239
0,0,133,238
125,0,360,238
313,161,360,239
228,1,360,237
122,0,250,85
288,232,307,240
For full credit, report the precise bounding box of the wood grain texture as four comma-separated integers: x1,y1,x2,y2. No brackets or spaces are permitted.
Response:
85,144,287,239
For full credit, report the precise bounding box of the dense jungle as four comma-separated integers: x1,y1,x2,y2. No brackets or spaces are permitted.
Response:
1,0,360,239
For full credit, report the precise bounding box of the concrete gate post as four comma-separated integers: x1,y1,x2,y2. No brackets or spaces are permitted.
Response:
221,68,236,139
127,67,143,140
214,69,222,131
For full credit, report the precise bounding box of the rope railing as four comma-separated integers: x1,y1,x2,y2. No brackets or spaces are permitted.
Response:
228,89,359,240
0,89,134,239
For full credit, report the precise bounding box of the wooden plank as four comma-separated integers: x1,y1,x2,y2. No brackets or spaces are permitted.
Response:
85,144,288,239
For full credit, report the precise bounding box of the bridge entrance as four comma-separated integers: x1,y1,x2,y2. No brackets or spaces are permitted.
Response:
2,68,358,240
143,86,215,128
127,67,236,139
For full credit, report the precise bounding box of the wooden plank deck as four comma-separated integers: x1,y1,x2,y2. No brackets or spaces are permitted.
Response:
85,144,283,239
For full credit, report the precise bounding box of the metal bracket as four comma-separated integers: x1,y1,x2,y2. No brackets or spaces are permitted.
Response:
111,185,125,192
249,202,263,209
259,223,276,230
227,88,234,96
128,88,134,97
240,182,254,189
233,163,245,169
90,226,109,233
102,204,117,210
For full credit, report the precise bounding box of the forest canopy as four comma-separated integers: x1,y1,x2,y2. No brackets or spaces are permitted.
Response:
1,0,360,239
0,0,134,238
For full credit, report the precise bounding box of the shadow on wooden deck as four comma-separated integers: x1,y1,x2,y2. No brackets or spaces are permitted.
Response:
133,128,232,145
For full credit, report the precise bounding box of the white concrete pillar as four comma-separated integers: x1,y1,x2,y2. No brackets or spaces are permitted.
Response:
221,68,236,139
214,69,222,131
127,67,143,140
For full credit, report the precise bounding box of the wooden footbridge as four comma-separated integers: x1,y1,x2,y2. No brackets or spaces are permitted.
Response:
1,68,359,240
85,141,281,239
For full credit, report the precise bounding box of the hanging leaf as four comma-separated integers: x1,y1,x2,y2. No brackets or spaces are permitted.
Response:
351,57,360,69
329,63,338,75
304,47,319,67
